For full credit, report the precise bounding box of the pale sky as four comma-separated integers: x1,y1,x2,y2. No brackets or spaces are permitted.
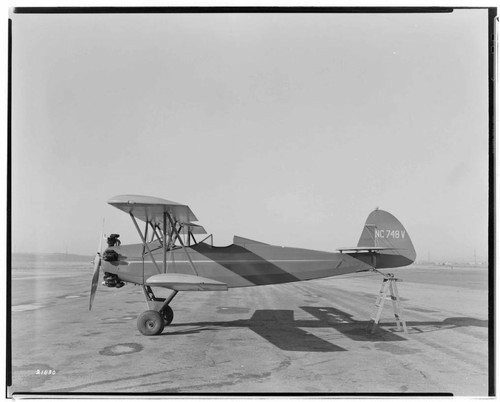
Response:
11,9,489,262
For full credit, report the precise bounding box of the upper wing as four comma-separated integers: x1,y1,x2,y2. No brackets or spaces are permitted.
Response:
108,195,198,226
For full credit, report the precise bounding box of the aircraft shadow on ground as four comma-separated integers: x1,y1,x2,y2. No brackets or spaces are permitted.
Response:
167,306,487,353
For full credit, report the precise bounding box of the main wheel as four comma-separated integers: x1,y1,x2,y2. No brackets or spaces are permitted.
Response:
161,305,174,326
137,310,165,336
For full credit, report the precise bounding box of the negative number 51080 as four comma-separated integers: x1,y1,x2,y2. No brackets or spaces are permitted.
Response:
35,370,56,375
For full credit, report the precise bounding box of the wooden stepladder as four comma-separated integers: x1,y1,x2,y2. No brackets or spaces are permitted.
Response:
366,273,408,334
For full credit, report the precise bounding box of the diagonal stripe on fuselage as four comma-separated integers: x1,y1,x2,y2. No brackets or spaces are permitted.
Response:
190,243,300,285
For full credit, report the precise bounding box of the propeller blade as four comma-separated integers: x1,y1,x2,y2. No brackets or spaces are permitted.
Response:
89,252,101,311
89,218,105,311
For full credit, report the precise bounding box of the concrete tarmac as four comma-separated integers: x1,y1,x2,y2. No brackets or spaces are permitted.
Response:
9,262,489,396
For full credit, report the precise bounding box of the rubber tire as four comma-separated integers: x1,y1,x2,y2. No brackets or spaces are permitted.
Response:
137,310,165,336
161,305,174,326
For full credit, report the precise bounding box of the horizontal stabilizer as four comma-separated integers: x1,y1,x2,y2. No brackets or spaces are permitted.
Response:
337,246,394,253
146,273,228,291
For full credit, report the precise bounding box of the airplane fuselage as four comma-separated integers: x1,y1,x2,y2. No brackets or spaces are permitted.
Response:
101,239,376,288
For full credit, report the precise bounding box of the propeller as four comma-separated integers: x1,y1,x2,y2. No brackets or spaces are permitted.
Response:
89,219,105,311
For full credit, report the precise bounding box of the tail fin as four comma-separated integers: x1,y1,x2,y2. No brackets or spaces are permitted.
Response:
357,209,416,268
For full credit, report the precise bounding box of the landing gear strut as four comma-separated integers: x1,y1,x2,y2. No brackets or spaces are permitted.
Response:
137,286,178,336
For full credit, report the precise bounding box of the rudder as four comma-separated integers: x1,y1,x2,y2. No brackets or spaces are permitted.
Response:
357,209,416,268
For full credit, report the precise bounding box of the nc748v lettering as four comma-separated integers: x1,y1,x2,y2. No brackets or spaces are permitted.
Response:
375,229,406,239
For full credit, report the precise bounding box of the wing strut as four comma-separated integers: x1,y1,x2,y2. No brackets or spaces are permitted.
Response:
149,222,162,244
166,212,199,276
129,212,162,275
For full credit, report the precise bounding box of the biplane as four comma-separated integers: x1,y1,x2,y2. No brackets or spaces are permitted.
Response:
90,195,416,336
